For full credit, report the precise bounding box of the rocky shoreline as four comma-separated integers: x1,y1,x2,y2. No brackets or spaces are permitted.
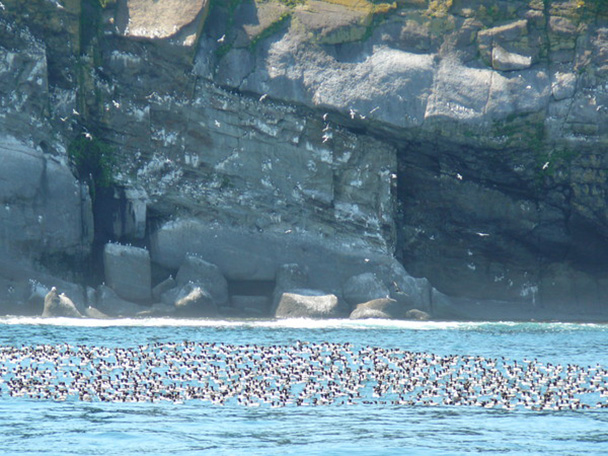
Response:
0,0,607,322
15,240,608,323
36,241,434,321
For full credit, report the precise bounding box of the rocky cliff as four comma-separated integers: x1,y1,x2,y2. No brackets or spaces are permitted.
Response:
0,0,606,320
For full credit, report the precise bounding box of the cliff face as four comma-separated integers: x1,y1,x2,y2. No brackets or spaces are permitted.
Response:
0,0,606,319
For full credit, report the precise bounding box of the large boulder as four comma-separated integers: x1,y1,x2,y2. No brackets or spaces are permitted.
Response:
42,287,82,318
405,309,431,321
391,270,433,313
83,306,110,319
152,276,176,301
176,254,228,306
275,292,341,319
275,263,309,292
0,137,94,268
343,272,390,307
151,222,404,294
95,285,145,317
28,279,87,314
103,243,152,302
173,283,218,318
272,263,309,311
349,298,401,320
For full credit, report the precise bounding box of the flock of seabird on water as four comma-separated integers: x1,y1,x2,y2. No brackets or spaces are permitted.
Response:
1,341,607,410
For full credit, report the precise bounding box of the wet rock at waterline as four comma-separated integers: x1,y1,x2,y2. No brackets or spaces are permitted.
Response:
94,285,146,318
42,287,82,318
405,309,432,321
175,254,229,307
275,292,342,319
349,298,402,320
173,283,219,318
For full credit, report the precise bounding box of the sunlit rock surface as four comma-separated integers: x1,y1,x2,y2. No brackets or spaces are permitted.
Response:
275,292,342,319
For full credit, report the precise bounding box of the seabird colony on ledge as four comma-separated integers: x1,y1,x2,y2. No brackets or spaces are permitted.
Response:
0,342,607,410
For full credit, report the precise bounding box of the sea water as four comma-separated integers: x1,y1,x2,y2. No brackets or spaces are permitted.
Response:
0,317,607,455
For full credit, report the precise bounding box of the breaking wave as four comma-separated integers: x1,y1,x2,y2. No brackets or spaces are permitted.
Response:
0,316,604,332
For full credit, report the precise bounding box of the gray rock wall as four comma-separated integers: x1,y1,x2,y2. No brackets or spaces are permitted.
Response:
0,137,93,271
0,0,606,320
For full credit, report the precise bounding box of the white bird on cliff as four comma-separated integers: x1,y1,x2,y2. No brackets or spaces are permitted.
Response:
259,93,268,102
456,173,463,180
0,2,5,11
323,113,328,121
349,108,356,120
217,34,226,43
369,106,380,115
112,100,120,109
60,116,68,122
214,120,221,128
72,108,80,116
476,232,490,237
83,132,93,140
542,161,550,170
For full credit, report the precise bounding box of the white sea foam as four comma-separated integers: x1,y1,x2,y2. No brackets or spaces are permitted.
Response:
0,316,602,331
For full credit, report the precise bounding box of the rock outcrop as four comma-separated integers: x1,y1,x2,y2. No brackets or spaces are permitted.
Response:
0,0,606,321
175,254,229,307
343,273,391,307
272,263,310,311
0,138,93,278
349,298,402,320
103,243,152,302
42,287,82,318
94,285,144,317
275,292,342,319
405,309,432,321
173,283,218,318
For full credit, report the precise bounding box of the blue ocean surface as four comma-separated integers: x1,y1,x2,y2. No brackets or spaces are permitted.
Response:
0,317,607,455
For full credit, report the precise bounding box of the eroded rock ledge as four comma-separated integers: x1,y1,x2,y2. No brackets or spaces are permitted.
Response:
0,0,606,321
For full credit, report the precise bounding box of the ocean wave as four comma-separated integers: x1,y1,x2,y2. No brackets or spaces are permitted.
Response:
0,316,603,332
